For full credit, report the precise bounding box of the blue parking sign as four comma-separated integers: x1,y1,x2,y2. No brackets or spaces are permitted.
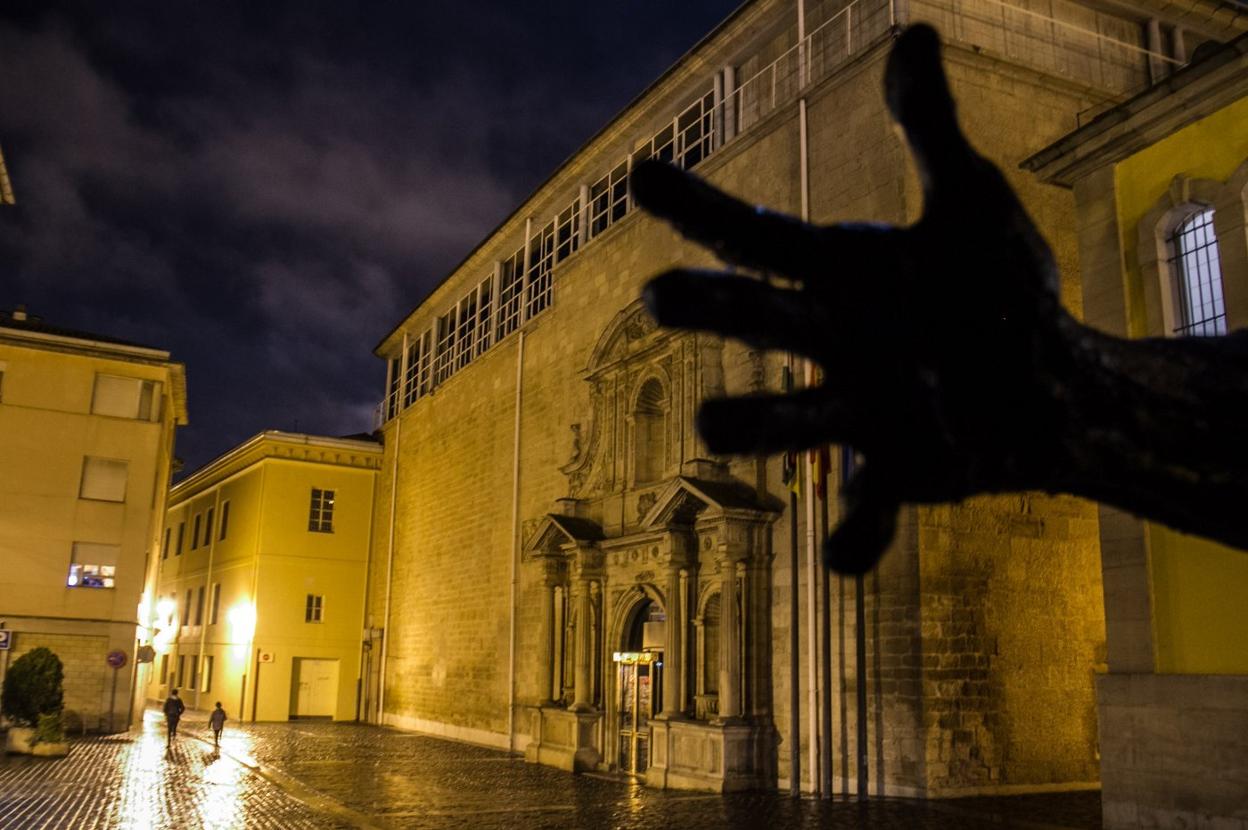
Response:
0,630,10,650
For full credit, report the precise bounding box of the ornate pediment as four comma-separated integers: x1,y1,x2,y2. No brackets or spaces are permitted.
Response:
640,477,780,530
586,300,660,376
524,514,605,558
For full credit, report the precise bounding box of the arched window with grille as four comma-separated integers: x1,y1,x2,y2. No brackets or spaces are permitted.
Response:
1169,208,1226,336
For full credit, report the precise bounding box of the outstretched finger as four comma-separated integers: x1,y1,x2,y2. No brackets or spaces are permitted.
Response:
643,269,830,354
823,462,899,574
696,389,862,456
631,160,826,278
884,24,975,197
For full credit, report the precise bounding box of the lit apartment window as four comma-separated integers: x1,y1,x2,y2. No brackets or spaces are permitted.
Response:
219,501,230,541
308,488,334,533
210,583,221,625
80,457,128,502
162,527,171,560
91,374,161,421
305,593,324,623
67,542,119,588
1170,208,1226,336
176,522,185,556
200,656,213,693
191,514,201,550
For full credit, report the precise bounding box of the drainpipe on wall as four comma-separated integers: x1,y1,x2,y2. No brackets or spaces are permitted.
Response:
194,487,223,710
508,330,526,753
378,416,401,724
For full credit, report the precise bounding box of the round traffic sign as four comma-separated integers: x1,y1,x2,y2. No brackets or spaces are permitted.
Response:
106,649,127,669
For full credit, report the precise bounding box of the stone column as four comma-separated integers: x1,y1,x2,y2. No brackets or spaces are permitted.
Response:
571,579,594,711
538,576,556,705
552,585,565,703
717,557,742,720
662,566,684,718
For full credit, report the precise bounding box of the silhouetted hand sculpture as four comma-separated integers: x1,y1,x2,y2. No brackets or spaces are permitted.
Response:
633,24,1248,574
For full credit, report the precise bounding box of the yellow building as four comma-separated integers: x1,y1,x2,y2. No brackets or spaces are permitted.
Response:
144,431,382,723
0,306,186,732
1025,33,1248,830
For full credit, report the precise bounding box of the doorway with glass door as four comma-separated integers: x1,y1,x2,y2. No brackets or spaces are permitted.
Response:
614,599,664,775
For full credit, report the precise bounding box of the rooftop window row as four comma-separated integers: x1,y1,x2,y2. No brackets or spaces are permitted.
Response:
378,0,1173,425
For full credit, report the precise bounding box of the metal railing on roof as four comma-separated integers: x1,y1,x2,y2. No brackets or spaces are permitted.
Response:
377,0,1181,426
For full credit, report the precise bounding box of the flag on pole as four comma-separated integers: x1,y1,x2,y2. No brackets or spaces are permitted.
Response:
810,445,831,501
783,449,801,497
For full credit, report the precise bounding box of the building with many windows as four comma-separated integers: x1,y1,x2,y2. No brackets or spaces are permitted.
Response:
0,306,186,732
143,431,381,722
367,0,1244,807
1025,31,1248,829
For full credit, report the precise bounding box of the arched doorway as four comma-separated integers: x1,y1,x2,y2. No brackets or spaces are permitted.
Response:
614,598,664,774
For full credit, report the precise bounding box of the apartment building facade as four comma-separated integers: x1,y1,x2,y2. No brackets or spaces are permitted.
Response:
0,307,186,732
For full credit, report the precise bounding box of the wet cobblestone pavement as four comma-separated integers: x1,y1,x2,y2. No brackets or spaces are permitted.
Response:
0,709,1104,829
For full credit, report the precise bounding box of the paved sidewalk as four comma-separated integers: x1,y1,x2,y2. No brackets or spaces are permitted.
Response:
182,711,1104,830
1,709,1104,829
0,710,354,829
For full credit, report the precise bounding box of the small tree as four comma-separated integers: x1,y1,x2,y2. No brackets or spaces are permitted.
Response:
1,647,64,727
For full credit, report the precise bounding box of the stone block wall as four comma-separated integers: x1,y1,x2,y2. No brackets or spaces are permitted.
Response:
4,630,109,731
919,493,1105,795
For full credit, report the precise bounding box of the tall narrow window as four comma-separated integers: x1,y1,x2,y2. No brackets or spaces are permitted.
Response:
162,527,171,560
305,594,324,623
219,501,230,541
0,360,7,403
80,457,128,502
496,246,525,338
191,514,201,550
201,656,214,693
189,653,199,690
1170,208,1226,336
204,507,215,546
182,589,192,625
195,586,205,625
386,357,401,419
633,379,668,484
176,655,186,688
210,583,221,625
176,522,185,556
309,488,335,533
159,654,169,685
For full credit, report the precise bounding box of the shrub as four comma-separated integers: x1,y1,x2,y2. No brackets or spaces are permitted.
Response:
1,647,65,727
35,712,65,745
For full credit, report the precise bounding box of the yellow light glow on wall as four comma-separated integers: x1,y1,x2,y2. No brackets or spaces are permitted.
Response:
228,602,256,658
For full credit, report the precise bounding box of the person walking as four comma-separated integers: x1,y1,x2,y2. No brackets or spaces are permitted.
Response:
163,688,185,745
209,702,227,748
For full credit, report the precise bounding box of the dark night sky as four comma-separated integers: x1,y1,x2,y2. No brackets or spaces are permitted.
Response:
0,1,741,475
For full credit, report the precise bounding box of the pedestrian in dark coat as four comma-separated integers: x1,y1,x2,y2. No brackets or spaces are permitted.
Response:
163,689,185,744
208,701,227,748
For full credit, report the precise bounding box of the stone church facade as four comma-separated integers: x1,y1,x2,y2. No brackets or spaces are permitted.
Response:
367,0,1237,798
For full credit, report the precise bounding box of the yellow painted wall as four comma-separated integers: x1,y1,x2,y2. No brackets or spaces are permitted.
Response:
1112,96,1248,674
